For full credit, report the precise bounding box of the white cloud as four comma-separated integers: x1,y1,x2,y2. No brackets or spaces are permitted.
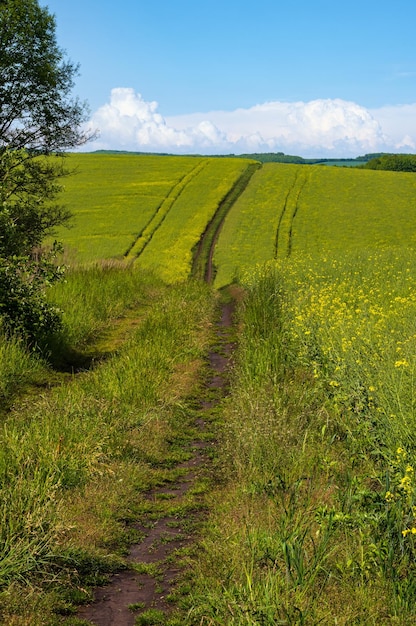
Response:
369,103,416,152
84,88,416,157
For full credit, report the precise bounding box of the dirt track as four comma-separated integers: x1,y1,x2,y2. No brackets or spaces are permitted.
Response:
77,298,236,625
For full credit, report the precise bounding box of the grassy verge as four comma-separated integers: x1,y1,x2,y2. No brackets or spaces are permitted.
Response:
0,268,216,625
187,252,416,624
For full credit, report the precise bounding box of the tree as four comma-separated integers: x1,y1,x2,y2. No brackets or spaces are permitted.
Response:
0,0,91,345
363,154,416,172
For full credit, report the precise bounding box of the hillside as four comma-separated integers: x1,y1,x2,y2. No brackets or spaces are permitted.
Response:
2,154,416,624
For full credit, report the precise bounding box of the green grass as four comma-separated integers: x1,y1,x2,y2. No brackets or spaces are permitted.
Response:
0,266,216,623
48,262,160,350
0,333,48,409
4,155,416,623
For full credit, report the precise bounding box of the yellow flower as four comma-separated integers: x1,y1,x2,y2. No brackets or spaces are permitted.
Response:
395,359,410,368
397,447,406,460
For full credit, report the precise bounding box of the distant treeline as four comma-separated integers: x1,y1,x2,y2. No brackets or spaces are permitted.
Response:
233,152,392,166
361,153,416,172
91,150,416,171
92,149,372,164
235,152,416,170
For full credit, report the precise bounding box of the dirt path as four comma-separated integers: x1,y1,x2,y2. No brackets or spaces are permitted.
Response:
76,297,236,625
191,162,261,283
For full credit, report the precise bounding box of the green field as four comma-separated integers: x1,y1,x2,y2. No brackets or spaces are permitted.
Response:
54,153,201,262
56,155,416,285
4,154,416,623
55,153,252,279
214,162,416,286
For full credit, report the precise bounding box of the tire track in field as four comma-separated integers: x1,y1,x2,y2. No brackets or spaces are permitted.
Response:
192,162,262,283
124,160,209,261
274,171,300,259
274,168,310,259
287,169,311,257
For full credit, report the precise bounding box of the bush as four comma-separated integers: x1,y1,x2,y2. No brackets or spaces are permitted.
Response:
0,250,64,347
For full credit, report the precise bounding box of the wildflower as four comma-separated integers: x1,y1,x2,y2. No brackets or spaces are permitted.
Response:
399,470,413,497
395,359,410,368
385,491,395,502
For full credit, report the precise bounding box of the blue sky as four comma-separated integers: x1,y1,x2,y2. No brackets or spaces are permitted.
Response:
44,0,416,156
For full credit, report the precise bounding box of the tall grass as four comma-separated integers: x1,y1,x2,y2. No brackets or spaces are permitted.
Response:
48,262,160,349
189,251,416,624
0,267,214,601
0,333,48,406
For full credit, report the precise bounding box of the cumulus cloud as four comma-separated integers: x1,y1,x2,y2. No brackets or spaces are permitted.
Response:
84,87,416,157
369,103,416,152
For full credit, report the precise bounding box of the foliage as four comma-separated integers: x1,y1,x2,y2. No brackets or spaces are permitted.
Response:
0,0,90,343
0,247,64,344
363,153,416,171
234,152,370,165
0,0,89,153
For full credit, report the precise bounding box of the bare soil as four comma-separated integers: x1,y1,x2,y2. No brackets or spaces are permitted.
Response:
76,298,236,625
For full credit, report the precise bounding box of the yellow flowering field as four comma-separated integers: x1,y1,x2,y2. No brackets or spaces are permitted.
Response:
278,249,416,569
213,163,300,286
134,157,251,283
230,251,416,618
291,166,416,254
280,250,416,445
55,153,204,263
215,163,416,287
